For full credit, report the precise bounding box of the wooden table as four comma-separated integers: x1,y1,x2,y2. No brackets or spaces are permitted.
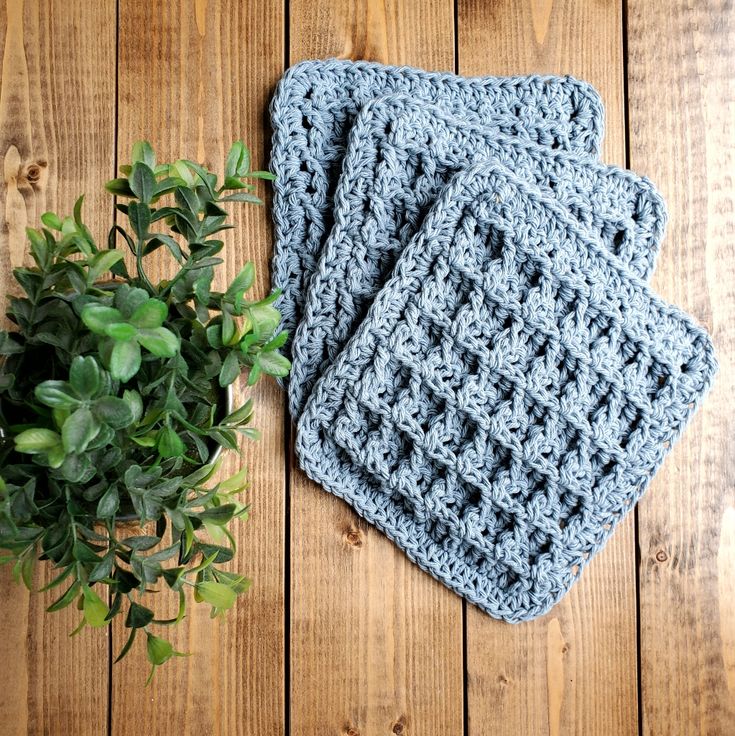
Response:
0,1,732,734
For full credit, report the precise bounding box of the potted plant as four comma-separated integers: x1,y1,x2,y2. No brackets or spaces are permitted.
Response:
0,141,289,681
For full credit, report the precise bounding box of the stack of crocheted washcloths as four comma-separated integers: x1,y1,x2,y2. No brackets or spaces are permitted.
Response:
269,59,717,622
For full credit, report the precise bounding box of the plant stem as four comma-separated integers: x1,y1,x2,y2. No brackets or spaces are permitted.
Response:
135,238,156,294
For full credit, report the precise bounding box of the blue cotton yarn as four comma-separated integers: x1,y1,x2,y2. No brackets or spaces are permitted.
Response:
295,160,717,623
288,95,667,419
269,59,605,359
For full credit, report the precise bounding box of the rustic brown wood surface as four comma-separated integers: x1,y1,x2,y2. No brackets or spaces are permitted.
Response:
627,2,735,735
0,1,732,734
0,1,114,734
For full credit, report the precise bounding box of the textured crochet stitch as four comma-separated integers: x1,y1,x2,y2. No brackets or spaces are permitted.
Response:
269,59,605,356
288,95,667,418
296,160,717,623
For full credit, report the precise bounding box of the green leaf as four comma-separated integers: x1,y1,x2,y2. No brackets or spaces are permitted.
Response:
246,362,262,387
144,233,184,263
14,428,62,454
221,310,236,345
131,140,156,169
174,186,200,215
154,176,186,198
82,304,125,334
60,216,77,237
195,580,236,610
115,627,137,663
126,601,155,628
41,211,63,230
255,350,291,378
62,407,100,453
225,262,255,302
219,350,240,387
89,553,114,583
182,160,217,200
146,633,174,666
114,284,149,316
124,535,161,551
131,435,156,447
93,396,135,429
215,570,251,595
137,327,179,357
104,322,137,341
198,504,236,526
223,399,254,426
96,484,120,517
248,303,281,338
26,226,48,262
129,162,157,204
69,356,101,398
82,586,110,627
60,452,95,482
206,324,223,349
123,389,143,422
87,250,125,283
35,381,81,410
46,444,67,469
248,170,276,180
225,141,248,178
194,542,234,564
105,178,135,197
73,194,89,232
162,566,187,589
170,160,195,186
127,201,151,239
39,564,75,593
47,580,81,612
110,339,141,381
262,330,288,352
157,426,185,458
18,554,35,591
219,192,262,204
130,299,167,328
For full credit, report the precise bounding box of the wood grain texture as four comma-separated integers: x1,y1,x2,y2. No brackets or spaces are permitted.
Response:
0,1,115,734
627,1,735,734
111,2,286,734
457,2,639,734
287,2,464,735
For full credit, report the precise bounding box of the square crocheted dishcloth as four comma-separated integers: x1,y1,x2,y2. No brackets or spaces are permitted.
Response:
296,160,717,623
288,95,667,418
269,59,605,357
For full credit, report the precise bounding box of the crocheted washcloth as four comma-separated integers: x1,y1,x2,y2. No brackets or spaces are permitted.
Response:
288,95,667,418
270,59,605,355
296,160,717,622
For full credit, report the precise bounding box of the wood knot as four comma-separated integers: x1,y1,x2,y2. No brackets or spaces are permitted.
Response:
497,672,510,686
342,725,360,736
343,526,364,548
19,159,48,191
391,714,408,734
655,549,669,563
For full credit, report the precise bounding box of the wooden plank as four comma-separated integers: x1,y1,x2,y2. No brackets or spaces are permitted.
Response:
457,2,638,734
287,2,464,735
0,1,115,734
627,1,735,733
111,2,286,734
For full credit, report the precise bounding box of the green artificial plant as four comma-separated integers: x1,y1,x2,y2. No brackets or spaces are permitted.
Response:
0,141,289,680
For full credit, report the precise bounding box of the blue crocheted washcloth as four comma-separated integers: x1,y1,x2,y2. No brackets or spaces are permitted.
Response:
288,95,667,418
296,160,717,622
270,59,604,357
